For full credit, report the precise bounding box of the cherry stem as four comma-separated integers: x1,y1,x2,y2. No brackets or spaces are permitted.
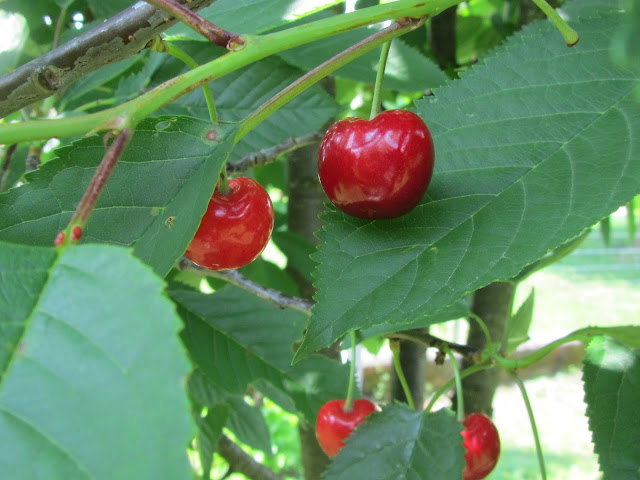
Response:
148,36,218,122
66,128,132,238
509,371,548,480
236,16,425,143
425,364,493,414
216,166,231,195
390,339,416,410
370,40,392,120
530,0,579,46
344,331,358,412
144,0,244,49
444,346,466,422
469,313,492,346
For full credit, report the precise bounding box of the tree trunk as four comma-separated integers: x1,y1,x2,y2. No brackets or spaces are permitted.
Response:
430,5,458,71
390,338,426,409
287,142,336,480
457,281,515,416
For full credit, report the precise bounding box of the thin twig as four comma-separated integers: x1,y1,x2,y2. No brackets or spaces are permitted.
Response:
386,329,478,358
53,5,68,49
217,434,284,480
227,132,324,174
144,0,244,49
178,257,314,315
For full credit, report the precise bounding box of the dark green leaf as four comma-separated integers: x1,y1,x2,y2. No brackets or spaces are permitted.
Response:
86,0,132,19
279,30,448,91
583,336,640,480
325,406,465,480
272,230,317,284
296,6,640,359
173,285,349,423
0,116,237,277
503,289,535,355
0,242,193,480
196,404,230,480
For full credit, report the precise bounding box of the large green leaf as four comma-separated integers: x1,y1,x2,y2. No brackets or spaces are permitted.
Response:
0,116,236,276
325,406,465,480
0,242,193,480
583,336,640,480
172,285,350,423
296,4,640,358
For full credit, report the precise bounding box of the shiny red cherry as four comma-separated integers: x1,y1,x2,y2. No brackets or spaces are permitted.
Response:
318,109,434,219
315,399,377,457
461,413,501,480
185,177,274,270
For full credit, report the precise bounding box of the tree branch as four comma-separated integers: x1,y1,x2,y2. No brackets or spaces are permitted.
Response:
178,257,315,315
217,434,284,480
386,329,478,358
227,132,324,174
144,0,243,49
0,0,216,118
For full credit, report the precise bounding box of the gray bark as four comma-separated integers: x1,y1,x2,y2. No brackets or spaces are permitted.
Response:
0,0,215,118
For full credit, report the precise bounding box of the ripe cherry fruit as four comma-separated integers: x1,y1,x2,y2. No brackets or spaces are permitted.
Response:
315,399,377,457
318,109,434,219
185,177,274,271
461,413,501,480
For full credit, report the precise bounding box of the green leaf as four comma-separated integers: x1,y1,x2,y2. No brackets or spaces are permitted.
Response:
271,230,317,284
325,406,465,480
0,242,193,480
583,337,640,480
172,285,350,423
503,289,535,355
165,0,341,39
0,116,237,277
584,326,640,349
296,6,640,359
279,29,448,91
86,0,132,19
189,371,272,454
196,404,229,480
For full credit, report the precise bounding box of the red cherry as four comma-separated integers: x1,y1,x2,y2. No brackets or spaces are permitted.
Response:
185,177,274,271
315,399,377,457
318,110,434,219
54,231,66,246
461,413,501,480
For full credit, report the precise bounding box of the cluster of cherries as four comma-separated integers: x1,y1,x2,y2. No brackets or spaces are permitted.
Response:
186,111,498,476
185,109,435,270
316,398,500,480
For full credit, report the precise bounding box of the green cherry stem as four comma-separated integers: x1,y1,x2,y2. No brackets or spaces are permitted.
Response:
149,37,218,122
370,40,392,120
236,17,424,143
425,363,493,414
444,346,465,422
530,0,579,46
344,331,358,411
509,371,547,480
469,313,492,346
390,339,416,410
